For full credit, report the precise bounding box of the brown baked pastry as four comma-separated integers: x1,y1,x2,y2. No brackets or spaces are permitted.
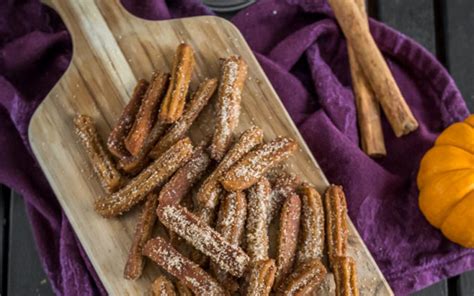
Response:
296,183,325,265
197,126,264,209
276,259,327,296
95,137,193,217
175,281,193,296
157,204,250,278
74,114,122,193
159,43,194,123
221,137,298,191
169,192,195,257
246,259,276,296
158,147,211,206
125,72,169,156
124,193,159,280
210,191,247,292
267,170,301,223
150,78,217,159
245,178,271,263
333,256,359,296
325,185,349,266
275,192,301,287
107,79,149,159
143,237,228,296
118,119,169,174
209,55,248,161
151,276,177,296
190,205,218,267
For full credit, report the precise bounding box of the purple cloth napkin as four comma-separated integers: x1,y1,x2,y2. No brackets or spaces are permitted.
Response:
0,0,471,295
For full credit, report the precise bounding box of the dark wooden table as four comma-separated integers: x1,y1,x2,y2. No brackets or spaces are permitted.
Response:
1,1,473,295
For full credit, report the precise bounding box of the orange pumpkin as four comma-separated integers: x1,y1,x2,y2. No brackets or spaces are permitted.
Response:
418,114,474,248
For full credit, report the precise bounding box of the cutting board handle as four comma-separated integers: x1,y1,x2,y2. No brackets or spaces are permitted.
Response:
42,0,139,47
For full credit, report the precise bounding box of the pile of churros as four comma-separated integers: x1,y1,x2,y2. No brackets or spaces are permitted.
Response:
74,43,359,296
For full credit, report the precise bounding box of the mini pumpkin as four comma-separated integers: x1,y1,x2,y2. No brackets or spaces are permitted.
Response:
418,114,474,248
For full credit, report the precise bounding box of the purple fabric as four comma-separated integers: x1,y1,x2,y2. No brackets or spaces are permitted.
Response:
0,0,471,295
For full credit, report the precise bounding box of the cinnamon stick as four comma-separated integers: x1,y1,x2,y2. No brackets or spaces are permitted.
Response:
347,0,386,157
328,0,418,137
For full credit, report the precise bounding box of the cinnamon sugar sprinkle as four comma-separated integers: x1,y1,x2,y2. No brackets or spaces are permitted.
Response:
159,205,249,277
246,178,271,262
211,56,248,160
143,238,226,296
217,192,247,246
94,138,193,216
268,171,300,223
281,260,327,295
197,126,263,208
297,185,325,264
234,137,296,182
74,114,121,192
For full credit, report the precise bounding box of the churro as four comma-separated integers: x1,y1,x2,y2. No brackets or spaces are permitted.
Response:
276,259,327,296
296,183,325,265
124,193,159,280
143,237,228,296
197,126,264,209
107,79,149,159
151,276,177,296
95,138,193,217
175,281,193,296
159,44,194,123
246,259,276,296
125,72,169,156
325,185,349,265
333,256,359,296
275,192,301,287
246,178,271,263
159,147,211,206
118,119,169,174
74,114,122,193
210,55,248,161
190,205,218,266
268,170,301,223
150,78,217,159
221,137,298,191
211,191,247,292
157,204,250,277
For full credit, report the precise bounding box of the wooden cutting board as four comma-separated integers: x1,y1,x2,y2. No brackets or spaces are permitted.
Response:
29,0,393,294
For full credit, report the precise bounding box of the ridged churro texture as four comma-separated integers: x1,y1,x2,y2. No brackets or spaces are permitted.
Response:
124,193,159,280
158,147,211,206
276,259,327,295
143,237,228,296
157,204,249,278
74,114,122,193
151,276,177,296
95,138,193,217
107,79,149,159
325,185,349,266
197,126,264,209
210,55,248,161
275,192,302,287
333,256,360,296
245,178,271,263
125,72,169,156
297,183,325,265
211,191,247,292
221,137,298,191
246,259,276,296
159,44,195,123
150,78,217,159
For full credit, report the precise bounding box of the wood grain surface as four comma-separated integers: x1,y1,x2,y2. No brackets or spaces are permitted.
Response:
29,0,393,294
